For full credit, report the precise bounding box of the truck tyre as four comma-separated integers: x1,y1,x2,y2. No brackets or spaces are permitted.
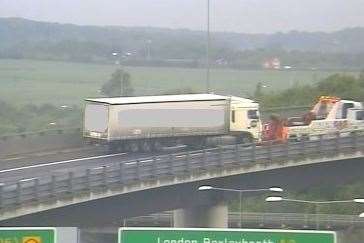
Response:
127,141,140,153
152,140,163,152
108,142,119,153
141,140,152,153
118,142,126,152
191,137,207,149
238,134,253,145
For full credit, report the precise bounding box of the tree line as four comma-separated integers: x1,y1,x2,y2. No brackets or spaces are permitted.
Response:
255,70,364,108
2,18,364,70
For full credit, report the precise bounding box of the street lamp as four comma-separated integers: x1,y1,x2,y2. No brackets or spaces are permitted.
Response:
198,186,283,228
206,0,211,93
266,196,364,204
198,185,214,191
199,186,283,193
145,40,152,60
112,52,120,65
266,196,364,229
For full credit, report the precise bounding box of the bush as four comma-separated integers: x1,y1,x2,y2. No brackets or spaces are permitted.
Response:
0,101,82,134
256,73,364,108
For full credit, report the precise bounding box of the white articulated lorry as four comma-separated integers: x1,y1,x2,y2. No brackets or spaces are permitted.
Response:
84,94,262,152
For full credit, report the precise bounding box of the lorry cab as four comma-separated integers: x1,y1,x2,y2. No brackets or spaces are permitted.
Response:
229,96,262,141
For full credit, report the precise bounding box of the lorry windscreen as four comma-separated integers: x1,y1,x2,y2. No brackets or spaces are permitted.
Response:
248,110,259,119
357,110,364,120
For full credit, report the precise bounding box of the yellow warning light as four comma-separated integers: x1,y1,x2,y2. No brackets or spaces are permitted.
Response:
318,96,340,103
22,236,42,243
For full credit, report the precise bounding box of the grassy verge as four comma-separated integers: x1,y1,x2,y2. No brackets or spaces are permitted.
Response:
0,58,353,105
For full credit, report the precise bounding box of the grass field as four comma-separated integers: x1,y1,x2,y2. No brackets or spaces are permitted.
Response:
0,59,356,106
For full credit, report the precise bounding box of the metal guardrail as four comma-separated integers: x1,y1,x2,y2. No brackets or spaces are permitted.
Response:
125,212,364,229
0,130,363,215
262,106,311,112
230,212,364,229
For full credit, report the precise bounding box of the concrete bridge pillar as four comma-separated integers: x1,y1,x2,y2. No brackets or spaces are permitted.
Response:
173,201,228,228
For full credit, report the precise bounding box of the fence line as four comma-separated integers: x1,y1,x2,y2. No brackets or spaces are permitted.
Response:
125,212,364,229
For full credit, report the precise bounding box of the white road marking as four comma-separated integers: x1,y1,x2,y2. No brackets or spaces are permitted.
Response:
140,159,153,163
3,156,26,161
93,165,110,170
20,177,38,183
191,152,203,156
0,153,126,174
34,151,59,157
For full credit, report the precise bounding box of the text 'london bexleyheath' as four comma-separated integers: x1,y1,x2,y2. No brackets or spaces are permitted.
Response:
157,237,276,243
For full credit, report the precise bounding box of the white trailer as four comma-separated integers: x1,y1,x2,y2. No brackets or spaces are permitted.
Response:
84,94,261,152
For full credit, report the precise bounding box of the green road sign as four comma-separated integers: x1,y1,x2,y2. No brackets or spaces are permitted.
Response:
119,228,336,243
0,228,56,243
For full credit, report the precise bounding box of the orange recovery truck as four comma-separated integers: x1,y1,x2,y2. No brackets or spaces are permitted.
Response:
262,96,364,142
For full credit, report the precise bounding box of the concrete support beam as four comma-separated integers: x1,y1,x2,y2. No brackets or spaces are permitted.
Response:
173,201,228,228
57,227,79,243
335,228,364,243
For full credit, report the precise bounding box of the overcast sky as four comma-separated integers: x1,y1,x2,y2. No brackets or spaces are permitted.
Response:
0,0,363,33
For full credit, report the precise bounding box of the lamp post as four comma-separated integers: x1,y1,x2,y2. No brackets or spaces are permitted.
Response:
266,196,364,230
112,52,120,65
198,186,283,228
146,40,152,60
206,0,211,93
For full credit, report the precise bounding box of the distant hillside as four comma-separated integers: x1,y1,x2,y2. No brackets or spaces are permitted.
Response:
1,18,364,69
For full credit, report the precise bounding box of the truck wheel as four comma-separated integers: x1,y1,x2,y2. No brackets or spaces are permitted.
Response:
127,141,140,153
108,142,119,153
238,135,253,145
301,134,310,141
152,140,163,151
192,137,207,149
141,141,152,153
118,142,126,152
243,136,252,144
198,137,207,149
